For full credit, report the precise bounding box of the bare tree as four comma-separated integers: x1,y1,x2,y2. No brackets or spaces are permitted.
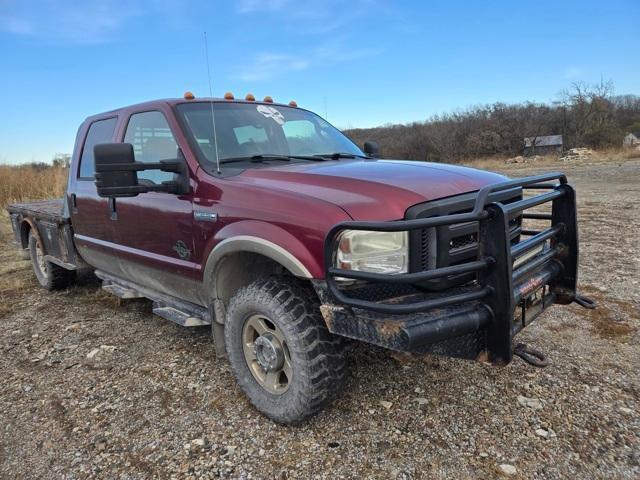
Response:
52,153,71,168
559,80,617,146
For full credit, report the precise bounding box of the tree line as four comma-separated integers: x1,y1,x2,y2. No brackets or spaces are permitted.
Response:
344,81,640,162
10,153,71,170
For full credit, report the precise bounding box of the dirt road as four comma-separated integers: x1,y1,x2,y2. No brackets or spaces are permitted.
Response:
1,158,638,479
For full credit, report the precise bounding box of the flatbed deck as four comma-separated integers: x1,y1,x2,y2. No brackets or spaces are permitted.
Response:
7,199,66,223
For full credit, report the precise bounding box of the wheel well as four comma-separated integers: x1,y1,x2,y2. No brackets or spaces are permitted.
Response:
213,251,304,308
19,220,31,249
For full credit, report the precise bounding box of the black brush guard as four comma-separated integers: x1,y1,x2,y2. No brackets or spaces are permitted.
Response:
318,172,588,364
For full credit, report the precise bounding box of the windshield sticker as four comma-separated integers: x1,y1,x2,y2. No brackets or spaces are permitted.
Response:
256,105,285,125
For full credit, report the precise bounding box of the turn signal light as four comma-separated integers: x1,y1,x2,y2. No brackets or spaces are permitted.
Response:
245,93,255,101
183,91,195,100
224,92,234,100
263,96,273,103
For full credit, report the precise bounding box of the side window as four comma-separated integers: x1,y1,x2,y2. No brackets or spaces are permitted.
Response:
79,117,117,178
233,125,268,145
232,125,269,156
282,119,321,154
124,111,178,184
282,120,316,139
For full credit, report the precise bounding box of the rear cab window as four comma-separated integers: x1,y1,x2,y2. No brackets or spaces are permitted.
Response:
78,117,118,179
123,111,179,185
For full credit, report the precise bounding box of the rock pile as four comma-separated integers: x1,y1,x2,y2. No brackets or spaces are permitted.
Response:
560,148,593,162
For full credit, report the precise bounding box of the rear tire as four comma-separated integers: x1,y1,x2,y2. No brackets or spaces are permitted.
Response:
28,231,75,290
224,277,348,424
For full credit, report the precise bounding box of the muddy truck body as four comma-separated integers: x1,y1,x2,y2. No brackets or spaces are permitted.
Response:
7,94,594,423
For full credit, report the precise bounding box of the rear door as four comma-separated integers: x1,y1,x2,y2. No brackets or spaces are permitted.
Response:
110,109,200,301
69,116,121,272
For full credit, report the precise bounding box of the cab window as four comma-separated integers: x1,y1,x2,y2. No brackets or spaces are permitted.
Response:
79,117,117,179
124,111,178,184
282,120,321,154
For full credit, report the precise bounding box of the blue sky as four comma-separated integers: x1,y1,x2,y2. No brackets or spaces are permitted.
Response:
1,0,638,164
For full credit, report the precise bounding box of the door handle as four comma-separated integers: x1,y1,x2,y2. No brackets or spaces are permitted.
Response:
108,197,118,220
71,193,78,214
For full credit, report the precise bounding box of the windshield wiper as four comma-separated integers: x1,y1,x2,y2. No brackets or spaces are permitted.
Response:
220,154,327,164
220,155,291,164
313,152,369,160
281,154,329,162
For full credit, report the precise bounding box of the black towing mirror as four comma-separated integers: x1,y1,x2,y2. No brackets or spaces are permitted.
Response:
94,143,189,198
363,140,381,158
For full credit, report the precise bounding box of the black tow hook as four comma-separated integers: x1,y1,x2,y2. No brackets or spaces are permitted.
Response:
573,294,596,309
514,343,549,367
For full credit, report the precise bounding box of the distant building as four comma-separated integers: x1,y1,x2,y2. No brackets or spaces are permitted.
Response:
523,135,563,156
623,132,640,147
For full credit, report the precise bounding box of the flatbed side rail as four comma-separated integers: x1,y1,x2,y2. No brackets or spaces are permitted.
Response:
323,172,578,363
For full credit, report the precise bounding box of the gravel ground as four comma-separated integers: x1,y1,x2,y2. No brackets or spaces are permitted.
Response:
1,158,638,479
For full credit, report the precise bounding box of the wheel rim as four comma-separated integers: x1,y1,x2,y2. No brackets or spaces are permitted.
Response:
34,239,47,277
242,314,292,395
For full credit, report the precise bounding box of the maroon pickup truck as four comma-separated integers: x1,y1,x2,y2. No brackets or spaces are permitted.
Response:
8,93,594,423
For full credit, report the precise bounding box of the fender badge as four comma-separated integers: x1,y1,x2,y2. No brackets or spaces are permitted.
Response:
173,240,191,260
194,211,218,222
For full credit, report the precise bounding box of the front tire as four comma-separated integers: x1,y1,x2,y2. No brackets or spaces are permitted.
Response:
28,231,75,290
225,277,347,424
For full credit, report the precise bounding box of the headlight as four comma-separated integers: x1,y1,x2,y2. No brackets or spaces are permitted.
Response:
335,230,408,274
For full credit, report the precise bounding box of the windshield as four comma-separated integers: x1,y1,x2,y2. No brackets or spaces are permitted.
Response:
175,102,364,173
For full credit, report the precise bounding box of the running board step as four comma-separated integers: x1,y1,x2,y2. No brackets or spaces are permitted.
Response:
95,270,213,328
152,303,211,327
102,283,145,299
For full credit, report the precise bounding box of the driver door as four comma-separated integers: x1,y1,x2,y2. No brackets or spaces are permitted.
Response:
110,109,199,301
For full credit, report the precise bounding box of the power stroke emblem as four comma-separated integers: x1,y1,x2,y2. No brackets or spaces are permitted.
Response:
194,211,218,222
173,240,191,260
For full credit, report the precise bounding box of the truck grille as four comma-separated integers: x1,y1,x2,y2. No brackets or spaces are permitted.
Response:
449,231,478,251
419,226,436,270
407,188,523,290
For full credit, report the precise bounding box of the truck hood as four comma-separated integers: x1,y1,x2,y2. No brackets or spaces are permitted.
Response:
237,159,508,221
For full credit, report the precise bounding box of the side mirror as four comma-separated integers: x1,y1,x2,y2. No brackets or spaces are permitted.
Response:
94,143,139,197
363,140,381,158
94,143,189,198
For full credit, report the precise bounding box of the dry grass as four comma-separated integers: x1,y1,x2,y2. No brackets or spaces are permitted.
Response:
0,163,67,316
0,164,67,209
589,146,640,161
466,154,558,170
0,215,33,318
462,147,640,171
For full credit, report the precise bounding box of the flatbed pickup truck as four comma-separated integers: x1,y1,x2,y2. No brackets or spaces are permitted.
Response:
8,93,594,423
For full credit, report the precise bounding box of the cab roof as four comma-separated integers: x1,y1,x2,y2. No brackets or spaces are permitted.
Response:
91,97,299,119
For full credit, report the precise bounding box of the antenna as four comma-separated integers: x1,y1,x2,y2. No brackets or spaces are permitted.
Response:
204,31,221,174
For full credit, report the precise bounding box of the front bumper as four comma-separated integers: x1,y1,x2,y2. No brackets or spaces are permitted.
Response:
317,172,584,365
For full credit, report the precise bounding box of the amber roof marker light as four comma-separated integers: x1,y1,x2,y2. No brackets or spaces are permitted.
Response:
288,100,298,107
183,91,195,100
224,92,235,100
245,93,256,101
263,96,273,103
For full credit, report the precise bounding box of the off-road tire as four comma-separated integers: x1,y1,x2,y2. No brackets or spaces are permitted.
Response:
28,231,75,290
225,276,348,424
